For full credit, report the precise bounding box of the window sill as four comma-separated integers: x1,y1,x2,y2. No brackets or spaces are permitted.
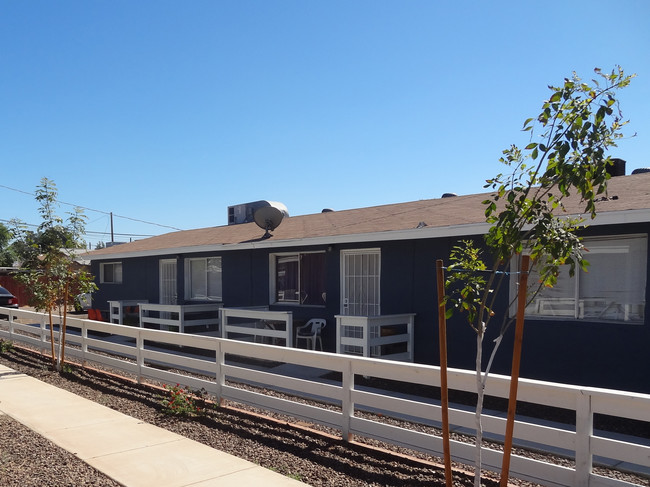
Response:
523,316,645,326
273,302,326,308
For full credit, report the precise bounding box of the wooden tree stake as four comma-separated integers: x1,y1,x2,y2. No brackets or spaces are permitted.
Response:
500,255,530,485
436,259,453,487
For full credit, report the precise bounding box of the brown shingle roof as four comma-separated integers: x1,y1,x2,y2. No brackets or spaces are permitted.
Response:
86,172,650,259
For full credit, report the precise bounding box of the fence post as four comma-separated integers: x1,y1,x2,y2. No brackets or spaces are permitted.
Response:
9,310,14,341
81,319,88,366
41,312,47,347
219,308,227,338
407,314,415,362
8,309,14,340
341,359,354,442
215,340,224,406
286,312,293,347
179,306,185,334
335,316,342,354
136,329,144,384
363,319,369,358
575,391,593,487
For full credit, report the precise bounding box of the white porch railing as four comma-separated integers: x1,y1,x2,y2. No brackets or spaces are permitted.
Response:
219,307,293,346
1,308,649,487
335,313,415,361
139,303,222,333
108,300,148,325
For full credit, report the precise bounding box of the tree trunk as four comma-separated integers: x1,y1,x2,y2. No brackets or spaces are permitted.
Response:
48,309,55,366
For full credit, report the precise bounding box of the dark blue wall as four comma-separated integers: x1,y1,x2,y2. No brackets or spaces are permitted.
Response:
91,255,168,306
90,223,650,393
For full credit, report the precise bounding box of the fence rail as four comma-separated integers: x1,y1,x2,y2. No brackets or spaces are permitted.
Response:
1,308,648,487
138,303,222,333
219,307,293,345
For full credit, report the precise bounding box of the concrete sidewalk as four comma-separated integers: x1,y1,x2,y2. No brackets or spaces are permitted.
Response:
0,364,304,487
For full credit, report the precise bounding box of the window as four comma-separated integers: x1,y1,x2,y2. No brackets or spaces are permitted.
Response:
273,252,326,305
185,257,222,301
100,262,122,284
512,235,647,323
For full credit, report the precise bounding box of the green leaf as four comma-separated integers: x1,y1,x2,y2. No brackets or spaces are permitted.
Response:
525,142,538,150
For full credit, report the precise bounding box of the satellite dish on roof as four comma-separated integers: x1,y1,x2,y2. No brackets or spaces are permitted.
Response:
253,201,289,239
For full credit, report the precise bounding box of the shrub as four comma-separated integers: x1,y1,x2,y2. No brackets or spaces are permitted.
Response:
160,384,206,417
0,340,13,354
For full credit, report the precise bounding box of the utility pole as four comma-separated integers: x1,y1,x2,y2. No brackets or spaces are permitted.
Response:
110,212,114,244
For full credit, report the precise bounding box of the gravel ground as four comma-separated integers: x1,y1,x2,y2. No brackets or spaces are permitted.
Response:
0,344,647,487
0,414,121,487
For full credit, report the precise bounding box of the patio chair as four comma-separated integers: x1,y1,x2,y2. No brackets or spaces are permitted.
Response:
295,318,326,351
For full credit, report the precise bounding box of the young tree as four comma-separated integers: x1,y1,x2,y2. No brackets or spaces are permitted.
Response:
444,67,634,486
13,178,96,370
0,222,17,267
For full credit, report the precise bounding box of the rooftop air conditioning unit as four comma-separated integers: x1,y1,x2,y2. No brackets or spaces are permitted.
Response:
227,201,289,226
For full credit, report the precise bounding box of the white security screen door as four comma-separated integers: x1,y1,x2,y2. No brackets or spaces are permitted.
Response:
340,249,380,316
159,259,178,305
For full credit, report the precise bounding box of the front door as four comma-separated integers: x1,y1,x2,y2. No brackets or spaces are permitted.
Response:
340,249,381,316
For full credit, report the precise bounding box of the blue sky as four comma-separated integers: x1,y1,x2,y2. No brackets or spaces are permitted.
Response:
1,1,648,248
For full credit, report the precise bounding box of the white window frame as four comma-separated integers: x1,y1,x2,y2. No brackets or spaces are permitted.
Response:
269,251,326,306
510,234,647,324
100,262,122,284
184,257,222,302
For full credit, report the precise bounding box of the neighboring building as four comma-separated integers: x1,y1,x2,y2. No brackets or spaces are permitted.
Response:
85,171,650,393
0,267,28,305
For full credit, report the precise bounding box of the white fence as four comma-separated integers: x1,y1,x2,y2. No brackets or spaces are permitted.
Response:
335,313,415,361
1,308,648,487
219,307,293,345
138,303,222,333
108,300,148,325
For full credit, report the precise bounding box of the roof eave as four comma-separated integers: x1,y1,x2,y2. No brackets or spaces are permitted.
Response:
83,208,650,261
83,221,494,260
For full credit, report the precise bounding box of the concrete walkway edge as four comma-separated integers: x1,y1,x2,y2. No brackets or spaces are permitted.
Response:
0,364,305,487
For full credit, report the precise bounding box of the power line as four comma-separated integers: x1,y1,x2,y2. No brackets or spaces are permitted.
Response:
0,218,154,239
84,230,155,238
0,183,184,231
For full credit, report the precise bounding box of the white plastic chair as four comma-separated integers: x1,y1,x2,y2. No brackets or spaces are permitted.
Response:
295,318,326,350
